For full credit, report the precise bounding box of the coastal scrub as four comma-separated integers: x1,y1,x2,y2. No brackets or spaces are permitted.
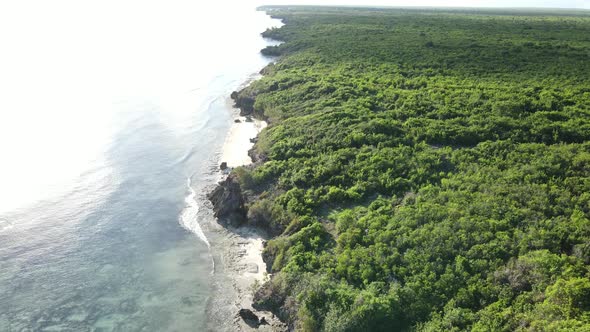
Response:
221,6,590,331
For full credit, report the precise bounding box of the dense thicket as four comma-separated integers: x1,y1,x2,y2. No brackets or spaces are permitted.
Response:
236,6,590,331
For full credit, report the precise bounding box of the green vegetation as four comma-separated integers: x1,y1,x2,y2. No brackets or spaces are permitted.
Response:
238,6,590,331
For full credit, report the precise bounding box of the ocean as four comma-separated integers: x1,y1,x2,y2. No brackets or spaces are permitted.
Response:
0,1,280,330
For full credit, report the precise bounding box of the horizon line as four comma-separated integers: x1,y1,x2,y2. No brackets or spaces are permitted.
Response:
258,4,590,11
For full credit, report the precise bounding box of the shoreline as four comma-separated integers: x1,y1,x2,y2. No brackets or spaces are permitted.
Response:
203,13,285,330
205,95,285,331
220,110,267,169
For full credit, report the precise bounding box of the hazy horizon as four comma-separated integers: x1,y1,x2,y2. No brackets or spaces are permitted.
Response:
259,0,589,10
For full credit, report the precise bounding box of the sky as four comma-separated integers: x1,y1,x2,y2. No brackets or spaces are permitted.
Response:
261,0,589,9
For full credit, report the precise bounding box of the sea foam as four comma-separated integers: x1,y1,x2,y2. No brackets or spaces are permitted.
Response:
179,177,210,247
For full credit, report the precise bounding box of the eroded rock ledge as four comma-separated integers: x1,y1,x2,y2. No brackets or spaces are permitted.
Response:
207,174,246,227
230,90,257,117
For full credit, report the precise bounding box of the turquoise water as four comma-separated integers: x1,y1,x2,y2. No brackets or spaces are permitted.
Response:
0,2,279,330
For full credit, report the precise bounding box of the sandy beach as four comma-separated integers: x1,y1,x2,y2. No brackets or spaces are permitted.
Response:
204,102,284,331
220,115,267,168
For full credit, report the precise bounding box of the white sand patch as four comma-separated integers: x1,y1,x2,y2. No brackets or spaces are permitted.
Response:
220,115,267,168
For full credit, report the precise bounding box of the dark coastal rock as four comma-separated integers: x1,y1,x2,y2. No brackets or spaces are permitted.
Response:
220,162,228,170
230,89,256,116
234,119,241,123
253,282,292,324
261,250,275,274
259,317,268,325
239,308,259,321
207,174,246,226
238,308,260,327
236,96,256,116
248,147,268,163
245,116,253,122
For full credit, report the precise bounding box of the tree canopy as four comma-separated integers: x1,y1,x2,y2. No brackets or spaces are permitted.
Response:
236,6,590,331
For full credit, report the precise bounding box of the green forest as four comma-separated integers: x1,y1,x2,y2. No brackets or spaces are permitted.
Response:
231,6,590,331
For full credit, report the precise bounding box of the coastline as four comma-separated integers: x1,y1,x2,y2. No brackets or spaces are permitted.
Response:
205,95,285,331
202,12,285,331
206,6,590,332
220,111,267,169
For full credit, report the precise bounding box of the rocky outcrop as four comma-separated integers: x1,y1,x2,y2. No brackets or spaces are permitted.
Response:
238,308,261,327
207,174,246,226
253,282,296,329
239,308,259,321
248,146,268,163
230,90,256,116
